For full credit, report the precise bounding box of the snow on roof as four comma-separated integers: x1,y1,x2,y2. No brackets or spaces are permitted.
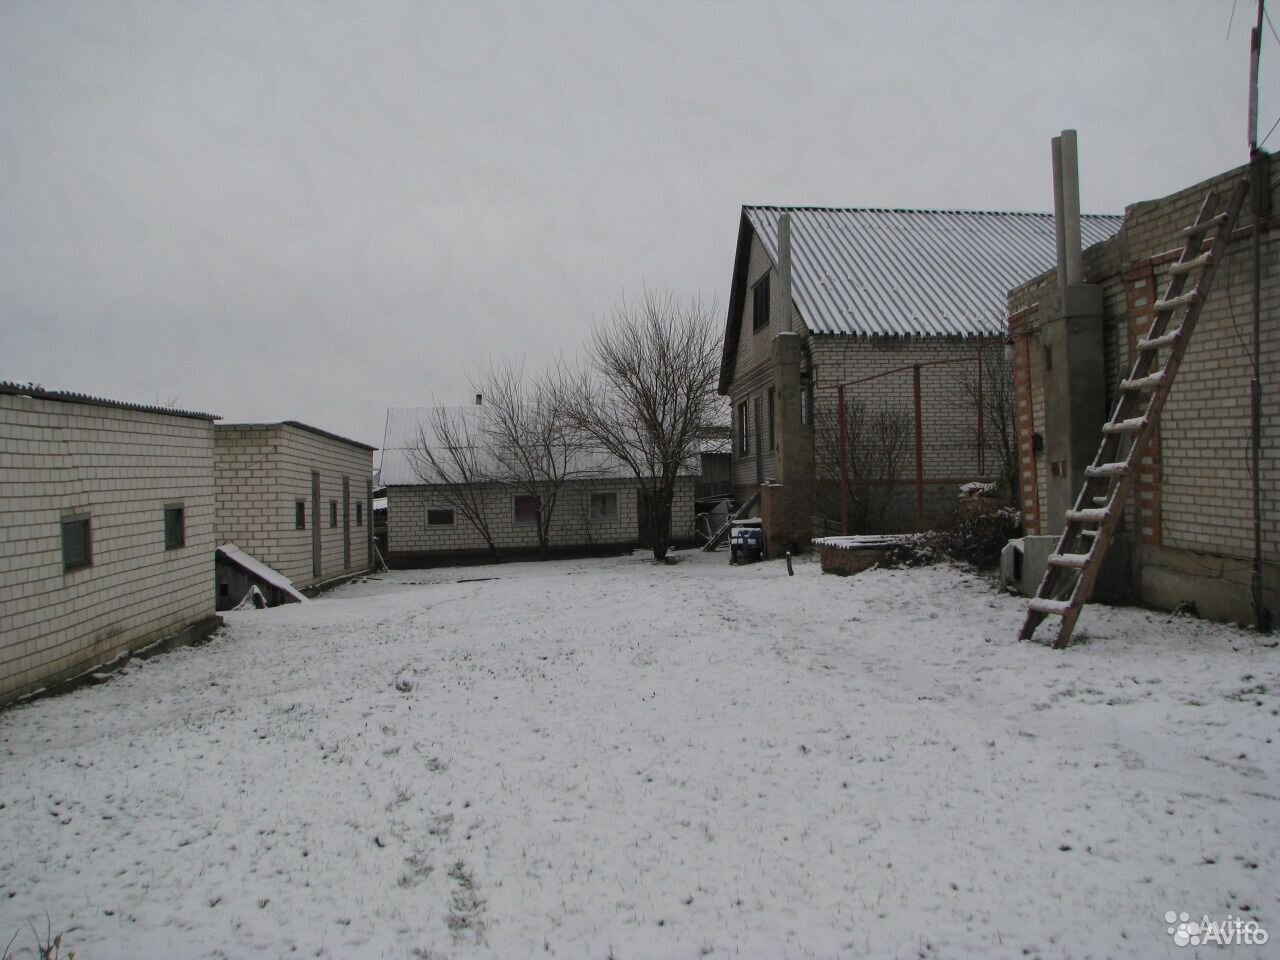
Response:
216,544,309,603
379,406,697,487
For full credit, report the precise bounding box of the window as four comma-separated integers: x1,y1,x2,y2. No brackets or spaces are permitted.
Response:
330,500,338,527
295,501,306,529
164,504,185,549
767,387,776,450
355,502,363,526
426,507,455,527
737,401,750,455
513,494,540,524
62,515,92,571
752,274,770,332
589,491,619,521
801,375,814,427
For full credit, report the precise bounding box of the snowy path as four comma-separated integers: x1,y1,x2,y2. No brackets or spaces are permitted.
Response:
1,552,1276,959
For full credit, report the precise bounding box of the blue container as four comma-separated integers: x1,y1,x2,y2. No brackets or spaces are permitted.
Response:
731,526,765,564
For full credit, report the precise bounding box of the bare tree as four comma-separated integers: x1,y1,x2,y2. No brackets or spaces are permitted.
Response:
477,360,593,558
816,398,913,533
567,289,720,562
405,405,500,559
951,344,1017,503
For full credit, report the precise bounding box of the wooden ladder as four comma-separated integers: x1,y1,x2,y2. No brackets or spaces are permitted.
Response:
701,490,762,551
1019,178,1250,647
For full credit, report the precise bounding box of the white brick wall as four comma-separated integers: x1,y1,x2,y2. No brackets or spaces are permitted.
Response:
214,423,374,587
0,394,216,704
388,477,697,560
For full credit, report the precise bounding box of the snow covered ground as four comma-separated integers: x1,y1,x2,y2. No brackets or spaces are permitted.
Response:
1,551,1276,959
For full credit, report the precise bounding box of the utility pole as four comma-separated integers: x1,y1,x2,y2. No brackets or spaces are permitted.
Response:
1249,0,1271,632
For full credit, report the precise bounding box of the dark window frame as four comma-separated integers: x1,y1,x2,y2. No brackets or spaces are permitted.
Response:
62,514,92,571
513,493,541,525
355,502,363,527
737,401,750,455
329,500,338,528
164,503,186,550
752,274,771,332
426,506,455,527
589,491,619,522
295,500,306,530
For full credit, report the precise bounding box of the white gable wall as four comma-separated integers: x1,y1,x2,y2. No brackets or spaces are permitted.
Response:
0,393,216,705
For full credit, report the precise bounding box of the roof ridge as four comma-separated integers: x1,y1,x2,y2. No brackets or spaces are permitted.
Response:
0,381,218,421
743,204,1124,219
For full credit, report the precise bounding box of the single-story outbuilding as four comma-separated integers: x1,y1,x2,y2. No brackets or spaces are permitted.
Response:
0,383,220,705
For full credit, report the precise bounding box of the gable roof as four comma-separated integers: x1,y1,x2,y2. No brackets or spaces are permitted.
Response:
380,405,704,486
0,381,218,421
719,206,1124,391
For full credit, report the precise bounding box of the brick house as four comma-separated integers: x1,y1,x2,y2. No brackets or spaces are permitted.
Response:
718,205,1123,546
0,383,220,705
1008,155,1278,622
213,421,375,606
378,406,697,565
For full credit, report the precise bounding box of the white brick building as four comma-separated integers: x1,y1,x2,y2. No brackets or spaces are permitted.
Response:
214,422,375,604
1008,156,1279,622
0,384,219,706
379,407,697,565
719,206,1123,536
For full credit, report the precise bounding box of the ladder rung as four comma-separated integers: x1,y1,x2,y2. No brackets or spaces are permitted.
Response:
1029,598,1073,616
1153,291,1201,312
1137,330,1182,351
1121,370,1167,391
1181,212,1228,236
1102,416,1148,434
1085,462,1129,479
1066,506,1112,523
1049,552,1091,569
1168,251,1213,275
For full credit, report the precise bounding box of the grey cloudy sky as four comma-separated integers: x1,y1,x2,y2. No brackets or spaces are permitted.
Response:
2,1,1277,451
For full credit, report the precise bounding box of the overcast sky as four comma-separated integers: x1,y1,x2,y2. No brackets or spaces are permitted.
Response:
2,0,1277,451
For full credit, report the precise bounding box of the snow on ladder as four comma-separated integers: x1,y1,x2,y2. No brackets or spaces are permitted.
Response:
1018,178,1250,648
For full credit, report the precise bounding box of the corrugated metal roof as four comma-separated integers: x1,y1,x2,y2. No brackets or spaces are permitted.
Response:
744,207,1123,338
0,380,218,421
380,406,698,486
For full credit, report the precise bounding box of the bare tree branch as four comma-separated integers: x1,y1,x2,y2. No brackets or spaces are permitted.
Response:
405,406,500,558
567,289,720,561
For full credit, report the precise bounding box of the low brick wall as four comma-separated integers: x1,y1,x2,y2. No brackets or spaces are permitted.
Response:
814,536,908,576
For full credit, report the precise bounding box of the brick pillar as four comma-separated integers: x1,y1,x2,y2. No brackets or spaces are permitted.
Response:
764,331,813,555
1125,262,1162,546
1010,309,1041,534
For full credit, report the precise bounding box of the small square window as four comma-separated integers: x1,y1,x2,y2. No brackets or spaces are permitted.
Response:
513,494,540,524
295,501,306,529
164,504,185,549
589,492,619,521
426,507,455,527
355,502,363,527
330,500,338,527
62,515,92,571
752,274,770,332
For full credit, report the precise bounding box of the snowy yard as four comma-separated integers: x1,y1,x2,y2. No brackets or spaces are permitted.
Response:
1,551,1276,959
